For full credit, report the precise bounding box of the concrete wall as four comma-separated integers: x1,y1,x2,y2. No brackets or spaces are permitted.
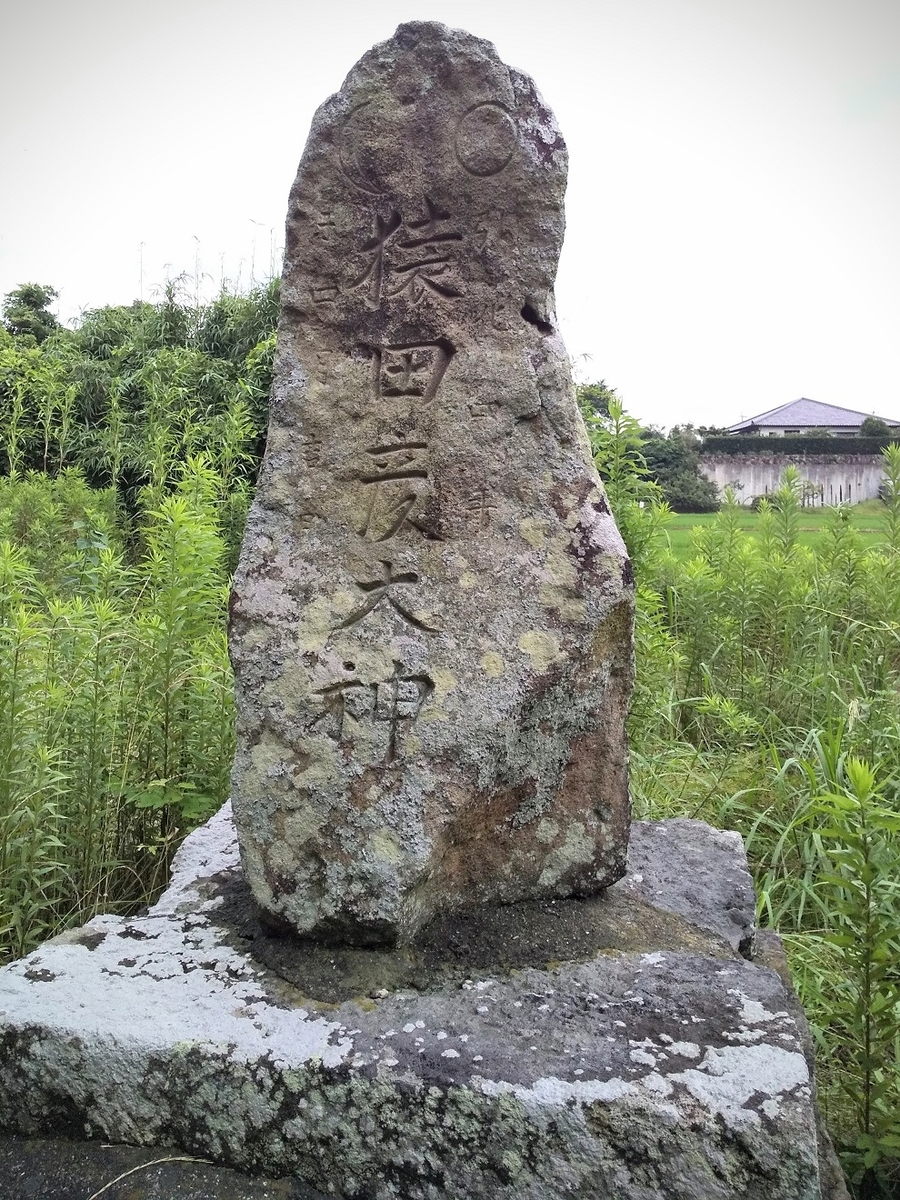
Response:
699,453,885,506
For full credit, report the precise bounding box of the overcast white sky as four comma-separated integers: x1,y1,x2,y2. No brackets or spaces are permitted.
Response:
1,0,898,429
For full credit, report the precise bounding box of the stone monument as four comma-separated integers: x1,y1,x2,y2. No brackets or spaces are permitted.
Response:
0,22,847,1200
228,21,633,945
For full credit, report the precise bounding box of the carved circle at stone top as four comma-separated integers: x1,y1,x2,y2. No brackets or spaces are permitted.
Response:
454,102,517,177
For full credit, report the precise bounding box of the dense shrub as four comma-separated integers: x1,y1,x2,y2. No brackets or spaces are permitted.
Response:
703,435,896,455
641,431,719,512
0,280,274,955
0,278,276,565
0,463,233,958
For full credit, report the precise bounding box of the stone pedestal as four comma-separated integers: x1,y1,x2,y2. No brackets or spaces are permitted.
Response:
0,807,841,1199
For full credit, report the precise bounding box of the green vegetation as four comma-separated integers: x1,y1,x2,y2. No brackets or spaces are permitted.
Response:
587,411,900,1194
0,466,233,956
1,283,60,344
577,383,719,512
704,434,897,456
0,276,276,562
0,278,276,957
860,416,894,439
664,501,889,559
2,282,899,1194
640,425,720,513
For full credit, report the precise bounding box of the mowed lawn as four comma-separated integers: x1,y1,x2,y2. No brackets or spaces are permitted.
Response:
664,500,889,560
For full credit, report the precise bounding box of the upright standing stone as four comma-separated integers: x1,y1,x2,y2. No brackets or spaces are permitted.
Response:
229,21,634,945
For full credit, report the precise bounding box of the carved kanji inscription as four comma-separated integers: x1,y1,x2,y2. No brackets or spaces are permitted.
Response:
310,662,433,762
350,198,462,308
337,560,439,632
372,342,452,404
359,443,429,542
464,488,497,530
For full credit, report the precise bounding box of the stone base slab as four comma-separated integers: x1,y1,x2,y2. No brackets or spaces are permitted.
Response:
0,808,833,1198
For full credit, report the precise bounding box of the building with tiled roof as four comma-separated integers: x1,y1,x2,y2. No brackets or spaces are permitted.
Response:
728,398,900,437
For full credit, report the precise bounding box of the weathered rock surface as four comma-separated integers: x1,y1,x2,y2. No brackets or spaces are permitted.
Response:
0,807,838,1199
622,819,757,953
228,21,633,945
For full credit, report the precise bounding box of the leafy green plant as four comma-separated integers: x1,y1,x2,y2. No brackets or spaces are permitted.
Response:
2,284,59,344
812,756,900,1195
579,392,670,570
0,469,234,960
878,443,900,556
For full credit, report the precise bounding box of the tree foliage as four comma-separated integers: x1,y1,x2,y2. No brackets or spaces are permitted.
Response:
641,426,720,512
576,378,620,420
860,415,893,439
2,283,59,344
576,383,719,513
0,277,277,565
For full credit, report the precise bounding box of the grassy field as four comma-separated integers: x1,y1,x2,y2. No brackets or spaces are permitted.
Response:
664,500,889,559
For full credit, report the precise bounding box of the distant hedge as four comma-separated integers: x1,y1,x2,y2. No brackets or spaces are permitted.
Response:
701,435,899,456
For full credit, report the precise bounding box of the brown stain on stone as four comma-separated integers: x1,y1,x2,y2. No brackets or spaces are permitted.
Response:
420,775,532,894
348,765,390,813
578,599,634,691
418,721,628,912
550,726,630,893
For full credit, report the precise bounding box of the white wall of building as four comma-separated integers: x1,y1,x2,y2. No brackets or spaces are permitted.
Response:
699,454,885,505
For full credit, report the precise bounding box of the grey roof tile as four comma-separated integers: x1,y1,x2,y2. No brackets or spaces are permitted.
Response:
729,398,900,431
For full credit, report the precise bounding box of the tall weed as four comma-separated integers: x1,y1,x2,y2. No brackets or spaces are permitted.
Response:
0,469,233,959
